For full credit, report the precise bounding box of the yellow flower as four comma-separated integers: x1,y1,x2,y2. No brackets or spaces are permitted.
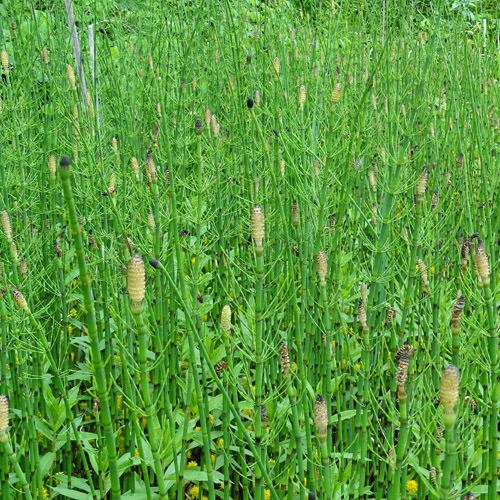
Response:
189,485,199,497
201,497,208,500
217,438,224,449
354,363,361,370
264,490,271,500
211,453,216,465
415,264,419,270
430,266,435,274
195,426,201,431
209,414,214,424
406,480,418,495
69,308,77,317
67,325,73,334
134,448,140,457
187,460,198,468
191,257,196,265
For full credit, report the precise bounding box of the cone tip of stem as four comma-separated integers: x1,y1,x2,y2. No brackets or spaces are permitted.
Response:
59,156,71,179
60,155,71,167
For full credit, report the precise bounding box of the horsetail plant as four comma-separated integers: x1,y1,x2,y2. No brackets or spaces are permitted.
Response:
450,295,465,367
127,254,168,499
439,365,460,500
59,155,121,499
252,204,265,500
0,395,33,500
390,352,410,500
314,394,332,500
220,304,232,500
473,240,498,500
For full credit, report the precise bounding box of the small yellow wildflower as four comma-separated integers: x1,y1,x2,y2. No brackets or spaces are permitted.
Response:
264,490,271,500
406,479,418,495
211,453,216,465
69,308,77,317
354,363,361,370
209,414,214,424
195,426,201,431
189,485,199,497
134,448,140,457
187,460,198,468
217,438,224,449
201,496,208,500
191,257,196,265
430,266,435,274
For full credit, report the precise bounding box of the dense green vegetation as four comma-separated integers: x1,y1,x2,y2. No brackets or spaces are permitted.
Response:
0,1,499,499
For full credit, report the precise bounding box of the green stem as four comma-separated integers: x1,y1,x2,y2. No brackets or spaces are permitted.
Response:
59,157,121,499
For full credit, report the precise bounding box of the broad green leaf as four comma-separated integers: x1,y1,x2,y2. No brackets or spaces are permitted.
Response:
50,487,91,500
39,452,55,477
